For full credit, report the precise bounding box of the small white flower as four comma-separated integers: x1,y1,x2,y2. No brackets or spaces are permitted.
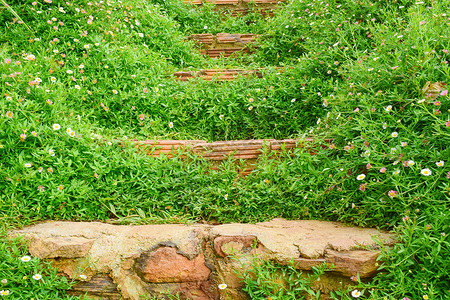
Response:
392,169,400,175
224,194,228,200
52,123,61,130
401,142,407,147
436,161,444,167
1,279,7,284
291,98,296,102
351,289,362,298
382,123,387,129
24,163,32,168
421,168,432,176
21,256,31,262
385,105,392,112
32,274,42,281
0,290,10,296
138,33,144,37
169,122,174,128
79,274,87,280
391,132,398,138
356,174,366,180
218,283,227,290
407,160,415,166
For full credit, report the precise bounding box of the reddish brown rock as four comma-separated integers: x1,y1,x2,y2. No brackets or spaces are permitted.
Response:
137,247,211,283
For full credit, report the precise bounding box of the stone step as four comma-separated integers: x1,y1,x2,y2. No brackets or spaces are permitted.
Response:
188,33,257,58
9,219,395,300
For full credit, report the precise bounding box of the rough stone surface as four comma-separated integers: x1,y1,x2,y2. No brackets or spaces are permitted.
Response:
214,235,259,257
293,250,380,278
326,250,380,278
29,236,94,258
137,246,211,283
210,218,394,261
9,219,394,300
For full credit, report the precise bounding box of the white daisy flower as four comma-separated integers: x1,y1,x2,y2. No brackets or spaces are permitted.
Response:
420,168,432,176
436,161,444,167
351,289,362,298
356,174,366,180
32,274,42,281
20,256,31,262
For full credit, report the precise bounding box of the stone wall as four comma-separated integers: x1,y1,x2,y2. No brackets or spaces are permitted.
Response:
9,218,395,299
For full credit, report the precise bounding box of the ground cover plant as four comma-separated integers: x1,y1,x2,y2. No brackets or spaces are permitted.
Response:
0,0,449,299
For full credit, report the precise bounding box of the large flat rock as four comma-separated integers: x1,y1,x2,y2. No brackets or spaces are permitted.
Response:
9,219,394,300
211,218,394,260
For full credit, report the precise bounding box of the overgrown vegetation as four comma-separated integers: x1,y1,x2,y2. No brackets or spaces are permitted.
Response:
0,230,81,299
0,0,449,299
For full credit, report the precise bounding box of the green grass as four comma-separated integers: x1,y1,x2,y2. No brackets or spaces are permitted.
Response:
0,0,449,299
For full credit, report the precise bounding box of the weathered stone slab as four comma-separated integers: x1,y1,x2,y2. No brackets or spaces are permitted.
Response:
211,218,394,260
325,250,380,278
29,236,94,258
9,219,394,300
293,250,379,278
68,274,121,300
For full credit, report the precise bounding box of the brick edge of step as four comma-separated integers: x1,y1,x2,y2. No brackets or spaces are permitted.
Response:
172,67,284,81
188,33,258,58
185,0,286,5
131,138,332,161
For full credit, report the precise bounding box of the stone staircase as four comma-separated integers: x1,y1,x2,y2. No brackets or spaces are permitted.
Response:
5,1,397,300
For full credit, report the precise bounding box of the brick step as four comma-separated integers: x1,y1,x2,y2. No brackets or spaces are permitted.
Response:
230,7,275,17
185,0,284,6
173,67,286,81
188,33,257,58
173,69,262,81
185,0,283,18
132,138,330,160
